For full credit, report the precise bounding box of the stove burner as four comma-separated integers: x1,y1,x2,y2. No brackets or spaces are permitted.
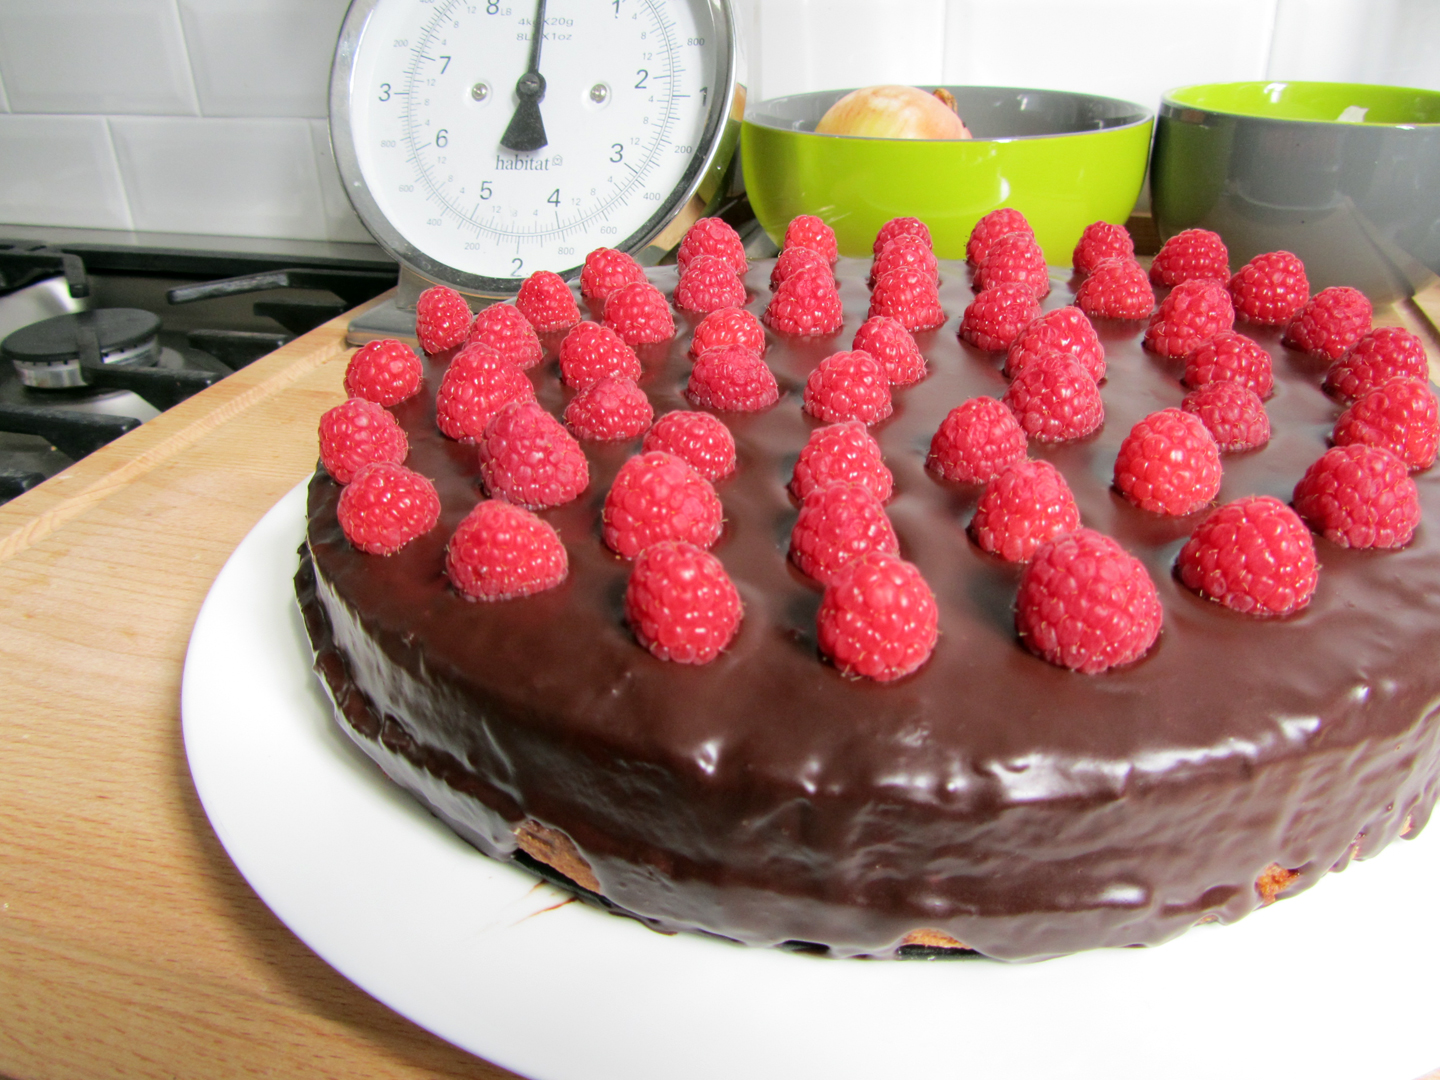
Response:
3,308,161,389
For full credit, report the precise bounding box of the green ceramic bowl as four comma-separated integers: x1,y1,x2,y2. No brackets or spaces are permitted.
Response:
741,87,1153,265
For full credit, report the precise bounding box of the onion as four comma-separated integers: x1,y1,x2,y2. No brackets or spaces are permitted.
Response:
815,85,972,140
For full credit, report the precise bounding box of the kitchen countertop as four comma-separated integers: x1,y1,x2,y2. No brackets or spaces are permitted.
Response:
2,282,1439,1080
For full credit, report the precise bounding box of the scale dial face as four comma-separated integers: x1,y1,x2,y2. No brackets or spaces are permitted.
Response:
332,0,739,295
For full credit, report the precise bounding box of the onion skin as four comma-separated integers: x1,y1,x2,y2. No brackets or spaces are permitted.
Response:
815,85,973,140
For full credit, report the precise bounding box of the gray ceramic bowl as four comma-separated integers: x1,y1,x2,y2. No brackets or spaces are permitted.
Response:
1149,81,1440,303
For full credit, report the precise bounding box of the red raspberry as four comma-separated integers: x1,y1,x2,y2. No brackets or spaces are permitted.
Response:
1177,496,1317,616
336,462,440,556
1228,251,1309,326
1003,353,1105,443
853,315,926,386
318,397,409,484
434,342,536,441
927,396,1028,484
477,400,589,510
783,214,839,264
764,265,844,336
580,247,647,302
790,421,893,502
690,306,767,358
625,541,742,664
1292,444,1420,549
674,253,747,313
603,281,676,345
1323,327,1429,403
564,375,654,442
686,344,780,412
1072,221,1135,274
558,320,641,389
965,208,1032,266
602,450,723,559
868,235,939,289
1181,381,1271,453
789,482,899,584
414,285,472,354
643,410,736,481
970,459,1081,563
344,339,422,406
1332,377,1440,471
1113,408,1222,516
959,282,1042,352
803,350,893,425
770,245,831,291
1005,306,1105,382
867,267,945,332
1149,229,1230,287
1182,330,1274,398
1075,257,1154,320
676,217,747,276
445,500,568,601
467,302,544,370
873,217,931,256
1283,286,1373,360
516,270,581,333
1143,278,1235,358
1015,528,1162,674
817,553,938,682
975,231,1051,299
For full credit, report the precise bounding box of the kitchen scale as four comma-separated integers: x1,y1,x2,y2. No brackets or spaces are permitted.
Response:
330,0,745,344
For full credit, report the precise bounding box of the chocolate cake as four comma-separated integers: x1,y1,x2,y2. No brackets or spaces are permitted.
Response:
297,258,1440,960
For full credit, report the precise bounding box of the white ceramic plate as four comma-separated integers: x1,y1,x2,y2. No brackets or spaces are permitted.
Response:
183,483,1440,1080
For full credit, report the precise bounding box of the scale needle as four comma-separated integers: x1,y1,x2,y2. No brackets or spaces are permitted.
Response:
500,0,549,152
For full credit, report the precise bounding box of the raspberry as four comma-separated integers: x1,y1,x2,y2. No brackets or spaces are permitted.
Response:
1075,257,1154,320
1292,444,1420,549
969,459,1081,563
965,208,1032,266
336,462,441,556
1143,278,1235,358
790,421,894,502
873,217,931,256
1072,221,1135,274
1113,408,1222,516
803,349,893,425
467,302,544,370
1182,330,1274,398
1149,229,1230,287
869,235,938,289
689,306,767,358
1015,528,1162,674
867,267,946,332
817,553,938,682
445,500,568,601
927,396,1028,484
676,217,747,276
1283,286,1373,360
516,270,581,333
1332,377,1440,471
603,281,676,345
674,253,747,313
318,397,409,484
602,450,723,559
434,342,536,441
558,320,642,389
770,245,831,291
477,399,589,510
564,375,654,442
783,214,839,264
1003,353,1105,443
852,315,926,386
975,231,1050,299
790,482,900,584
686,344,780,412
343,339,422,406
958,282,1042,352
1228,251,1309,326
764,265,844,336
643,410,737,481
1181,381,1271,453
580,247,648,302
1005,306,1105,382
414,285,472,354
1323,327,1429,403
1177,496,1317,616
625,541,742,664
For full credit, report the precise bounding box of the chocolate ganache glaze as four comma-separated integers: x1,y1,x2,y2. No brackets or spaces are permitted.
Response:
298,258,1440,960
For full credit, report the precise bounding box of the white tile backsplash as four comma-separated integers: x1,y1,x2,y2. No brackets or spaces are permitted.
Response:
308,118,376,244
0,115,132,229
